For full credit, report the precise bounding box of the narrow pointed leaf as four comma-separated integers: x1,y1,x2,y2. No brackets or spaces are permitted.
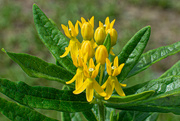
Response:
0,78,93,112
82,110,98,121
61,112,71,121
128,41,180,78
103,33,111,53
105,76,180,114
118,111,154,121
33,4,76,74
117,26,151,82
107,90,154,103
0,97,58,121
160,60,180,78
4,50,74,88
123,60,180,95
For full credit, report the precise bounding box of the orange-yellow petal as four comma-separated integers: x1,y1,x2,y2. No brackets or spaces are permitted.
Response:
113,56,118,67
75,21,79,35
118,63,125,75
106,58,112,76
81,17,86,24
93,79,106,97
86,82,94,102
114,78,125,96
120,83,127,87
99,21,103,27
66,74,77,84
75,68,84,89
73,78,89,94
110,19,115,29
89,58,95,69
61,24,71,38
110,49,115,56
60,40,72,58
104,82,114,100
91,63,100,78
89,16,94,28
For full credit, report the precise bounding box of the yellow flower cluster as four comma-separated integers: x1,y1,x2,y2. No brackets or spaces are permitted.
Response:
60,16,126,102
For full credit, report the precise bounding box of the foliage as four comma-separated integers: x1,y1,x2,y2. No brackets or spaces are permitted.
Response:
0,3,180,121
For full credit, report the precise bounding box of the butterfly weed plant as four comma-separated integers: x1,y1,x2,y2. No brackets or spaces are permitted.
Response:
1,4,180,121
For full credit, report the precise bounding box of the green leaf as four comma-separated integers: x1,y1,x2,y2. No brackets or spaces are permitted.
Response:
4,50,74,88
117,26,151,82
160,60,180,78
107,90,154,103
82,110,98,121
103,33,111,53
127,41,180,78
0,78,93,112
105,76,180,114
118,111,154,121
33,4,76,74
123,60,180,95
0,97,58,121
61,112,71,121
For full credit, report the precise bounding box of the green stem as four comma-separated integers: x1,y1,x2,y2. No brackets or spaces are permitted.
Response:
99,64,105,85
98,100,105,121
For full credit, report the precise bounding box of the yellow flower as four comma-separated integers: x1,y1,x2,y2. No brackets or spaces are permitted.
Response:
104,17,115,32
95,45,108,65
94,26,106,45
102,56,126,100
81,40,95,60
106,28,118,47
73,58,106,102
79,16,94,40
66,50,88,89
60,21,81,64
61,20,79,39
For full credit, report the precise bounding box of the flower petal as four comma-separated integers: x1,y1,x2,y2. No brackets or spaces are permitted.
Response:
60,40,72,57
114,77,125,96
89,58,95,69
105,17,110,26
110,19,115,29
113,56,118,67
86,82,94,102
99,21,103,27
118,63,125,75
75,68,84,89
81,17,86,24
66,73,77,84
101,77,109,89
104,81,114,100
110,49,115,56
73,78,89,94
120,83,127,87
89,16,94,28
93,79,106,97
61,24,71,38
106,58,112,75
83,63,90,78
75,21,79,35
68,21,76,37
91,63,100,78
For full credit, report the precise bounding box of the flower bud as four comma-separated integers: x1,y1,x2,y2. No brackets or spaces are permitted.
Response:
106,28,117,47
94,27,106,45
95,45,108,65
81,41,95,60
81,22,94,40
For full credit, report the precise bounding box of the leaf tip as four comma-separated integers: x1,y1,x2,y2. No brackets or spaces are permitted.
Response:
1,48,6,53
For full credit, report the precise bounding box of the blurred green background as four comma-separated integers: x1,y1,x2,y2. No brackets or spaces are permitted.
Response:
0,0,180,120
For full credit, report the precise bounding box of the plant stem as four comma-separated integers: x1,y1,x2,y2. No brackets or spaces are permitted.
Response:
99,64,105,85
98,100,105,121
